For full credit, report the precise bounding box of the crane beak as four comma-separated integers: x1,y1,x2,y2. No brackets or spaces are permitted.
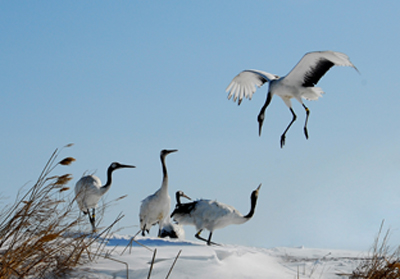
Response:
182,193,191,201
166,149,178,154
121,164,136,169
252,184,262,198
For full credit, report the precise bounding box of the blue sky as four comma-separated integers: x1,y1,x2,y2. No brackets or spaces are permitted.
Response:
1,1,400,250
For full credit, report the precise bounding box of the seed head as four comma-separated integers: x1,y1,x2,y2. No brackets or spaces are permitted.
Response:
59,157,76,166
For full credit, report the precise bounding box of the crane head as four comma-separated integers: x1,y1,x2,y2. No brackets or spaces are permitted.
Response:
257,113,265,136
253,184,261,197
160,149,178,157
109,162,136,171
176,190,191,204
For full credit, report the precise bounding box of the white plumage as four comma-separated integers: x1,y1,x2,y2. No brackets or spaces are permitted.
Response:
171,184,261,245
226,51,358,147
139,149,177,237
75,162,135,232
75,175,104,211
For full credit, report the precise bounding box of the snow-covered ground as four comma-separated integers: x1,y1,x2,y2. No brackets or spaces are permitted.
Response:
70,235,368,279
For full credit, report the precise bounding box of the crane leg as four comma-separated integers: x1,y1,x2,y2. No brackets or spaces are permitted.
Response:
280,108,297,148
303,104,310,139
195,230,220,246
207,232,213,246
86,209,96,233
91,209,96,233
195,230,209,244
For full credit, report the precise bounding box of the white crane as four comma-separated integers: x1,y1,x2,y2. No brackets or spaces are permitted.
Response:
159,191,191,239
171,184,261,245
139,149,177,237
226,51,358,147
75,162,135,232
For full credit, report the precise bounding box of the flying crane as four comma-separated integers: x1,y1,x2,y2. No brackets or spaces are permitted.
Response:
226,51,358,147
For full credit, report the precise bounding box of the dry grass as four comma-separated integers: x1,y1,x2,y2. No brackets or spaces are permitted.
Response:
0,146,119,278
351,221,400,279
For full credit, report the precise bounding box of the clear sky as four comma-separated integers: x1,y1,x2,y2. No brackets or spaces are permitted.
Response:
1,1,399,251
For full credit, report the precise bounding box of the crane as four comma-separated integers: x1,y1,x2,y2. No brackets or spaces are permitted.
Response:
139,149,177,237
171,184,261,245
75,162,135,232
226,51,358,147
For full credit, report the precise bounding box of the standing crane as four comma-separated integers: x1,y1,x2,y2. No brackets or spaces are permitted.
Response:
139,149,177,237
171,184,261,245
75,162,135,232
226,51,358,147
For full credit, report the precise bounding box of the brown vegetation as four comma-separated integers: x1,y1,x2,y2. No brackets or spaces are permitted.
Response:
0,146,117,278
351,221,400,279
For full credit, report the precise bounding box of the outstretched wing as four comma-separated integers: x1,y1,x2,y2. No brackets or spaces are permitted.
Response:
284,51,358,88
226,70,279,105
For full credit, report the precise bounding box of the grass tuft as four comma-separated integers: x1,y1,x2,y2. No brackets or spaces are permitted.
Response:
0,147,120,278
351,220,400,279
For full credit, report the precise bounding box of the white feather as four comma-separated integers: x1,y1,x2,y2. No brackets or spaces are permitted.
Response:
75,175,105,211
174,199,248,232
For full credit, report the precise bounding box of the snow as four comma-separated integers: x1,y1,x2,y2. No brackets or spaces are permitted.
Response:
69,235,367,279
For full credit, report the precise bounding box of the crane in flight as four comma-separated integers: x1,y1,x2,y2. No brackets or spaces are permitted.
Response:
226,51,358,147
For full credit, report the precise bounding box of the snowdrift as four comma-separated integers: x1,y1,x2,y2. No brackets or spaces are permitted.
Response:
70,235,367,279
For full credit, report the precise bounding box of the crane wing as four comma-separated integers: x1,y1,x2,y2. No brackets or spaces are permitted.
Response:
226,70,278,105
284,51,357,88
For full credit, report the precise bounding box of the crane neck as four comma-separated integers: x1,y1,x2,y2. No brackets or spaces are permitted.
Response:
160,154,169,192
243,191,259,219
100,166,114,195
260,91,272,116
176,192,182,205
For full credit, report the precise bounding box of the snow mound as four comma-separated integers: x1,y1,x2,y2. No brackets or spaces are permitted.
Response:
70,236,367,279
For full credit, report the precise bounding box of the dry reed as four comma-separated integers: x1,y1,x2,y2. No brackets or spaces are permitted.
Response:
0,146,120,278
351,221,400,279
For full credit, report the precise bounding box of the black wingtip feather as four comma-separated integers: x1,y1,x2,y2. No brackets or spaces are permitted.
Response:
302,59,334,87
